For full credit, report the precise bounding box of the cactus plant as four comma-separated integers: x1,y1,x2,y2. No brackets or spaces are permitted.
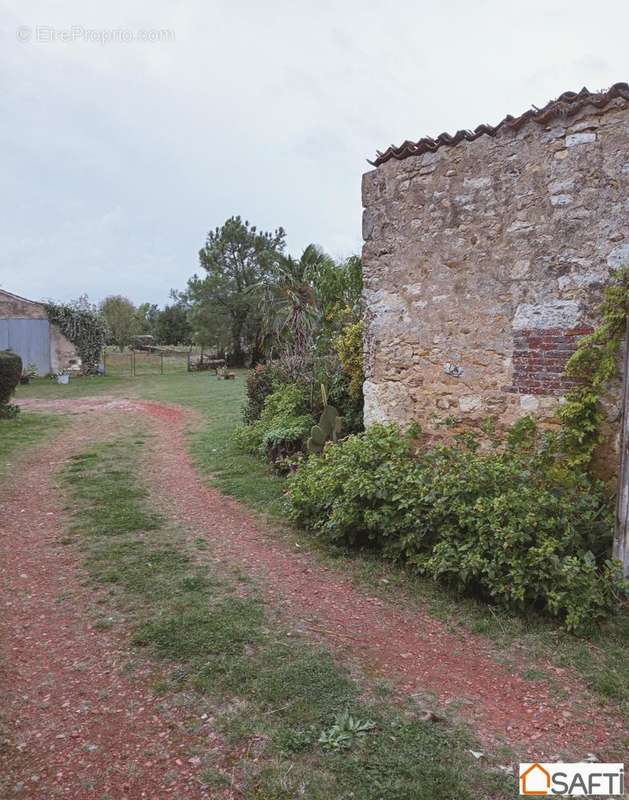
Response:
307,385,342,454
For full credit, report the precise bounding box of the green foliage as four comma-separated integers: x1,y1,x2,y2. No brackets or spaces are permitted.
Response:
243,363,287,424
318,710,376,750
558,266,629,466
236,383,313,467
287,423,624,632
191,216,286,364
134,302,160,336
0,350,22,405
334,321,364,404
154,302,192,345
46,301,107,373
99,295,139,351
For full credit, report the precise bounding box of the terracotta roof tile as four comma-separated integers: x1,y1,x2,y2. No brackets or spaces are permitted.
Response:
370,82,629,167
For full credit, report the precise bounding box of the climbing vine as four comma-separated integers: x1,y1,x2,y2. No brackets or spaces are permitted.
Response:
45,302,107,374
334,321,364,403
559,266,629,468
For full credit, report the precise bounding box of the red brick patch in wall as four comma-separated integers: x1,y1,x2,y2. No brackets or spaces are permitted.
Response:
506,326,593,396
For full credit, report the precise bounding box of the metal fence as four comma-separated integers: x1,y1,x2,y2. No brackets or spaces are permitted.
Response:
103,350,190,376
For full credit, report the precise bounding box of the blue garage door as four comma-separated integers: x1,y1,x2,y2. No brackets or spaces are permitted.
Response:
0,318,51,374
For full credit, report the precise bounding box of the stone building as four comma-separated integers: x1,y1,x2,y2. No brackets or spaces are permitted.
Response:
361,82,629,474
0,289,79,374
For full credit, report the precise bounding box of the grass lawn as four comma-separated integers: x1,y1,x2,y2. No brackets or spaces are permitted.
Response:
15,371,286,514
62,434,514,799
14,370,629,722
15,374,129,399
0,412,65,477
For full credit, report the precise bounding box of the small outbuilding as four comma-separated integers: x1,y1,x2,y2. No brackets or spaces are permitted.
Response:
361,82,629,478
0,288,80,375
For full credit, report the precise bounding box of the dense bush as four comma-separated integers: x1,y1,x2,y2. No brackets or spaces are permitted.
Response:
0,350,22,406
286,423,624,632
326,369,363,434
236,383,314,469
243,363,288,424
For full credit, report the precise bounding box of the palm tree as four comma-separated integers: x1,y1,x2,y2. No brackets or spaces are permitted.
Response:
255,244,335,366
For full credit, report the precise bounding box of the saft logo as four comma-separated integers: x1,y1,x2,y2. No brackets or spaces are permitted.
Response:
519,763,624,796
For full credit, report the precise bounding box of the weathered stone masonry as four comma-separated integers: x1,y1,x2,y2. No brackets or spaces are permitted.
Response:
361,84,629,475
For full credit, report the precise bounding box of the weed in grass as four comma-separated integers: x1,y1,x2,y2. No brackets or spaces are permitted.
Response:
318,709,376,750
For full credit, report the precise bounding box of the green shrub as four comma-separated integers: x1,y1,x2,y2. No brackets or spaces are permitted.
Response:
286,423,624,632
236,383,314,468
287,424,423,553
0,350,23,405
334,321,364,404
0,403,20,419
244,364,281,423
327,369,363,434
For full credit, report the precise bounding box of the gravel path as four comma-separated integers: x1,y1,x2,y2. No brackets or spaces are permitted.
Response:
1,397,626,800
0,408,230,800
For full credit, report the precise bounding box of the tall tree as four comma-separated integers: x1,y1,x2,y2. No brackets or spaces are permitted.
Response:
135,303,160,337
154,303,192,346
256,244,333,364
100,295,139,351
192,216,286,365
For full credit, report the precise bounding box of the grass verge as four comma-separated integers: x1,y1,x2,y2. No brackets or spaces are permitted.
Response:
0,412,65,476
62,435,514,799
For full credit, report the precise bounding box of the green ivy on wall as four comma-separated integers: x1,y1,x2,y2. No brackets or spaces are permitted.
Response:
559,266,629,468
45,302,107,374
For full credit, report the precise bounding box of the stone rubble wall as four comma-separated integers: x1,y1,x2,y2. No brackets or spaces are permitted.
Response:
0,292,48,320
50,324,81,373
362,98,629,476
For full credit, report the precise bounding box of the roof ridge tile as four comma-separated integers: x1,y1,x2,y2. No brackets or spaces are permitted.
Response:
370,82,629,166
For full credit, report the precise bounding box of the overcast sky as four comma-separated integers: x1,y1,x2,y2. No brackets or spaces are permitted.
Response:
1,1,627,307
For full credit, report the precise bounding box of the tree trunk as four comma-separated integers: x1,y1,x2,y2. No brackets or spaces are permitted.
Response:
231,317,245,366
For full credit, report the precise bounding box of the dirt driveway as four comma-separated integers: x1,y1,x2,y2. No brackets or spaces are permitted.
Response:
1,397,626,798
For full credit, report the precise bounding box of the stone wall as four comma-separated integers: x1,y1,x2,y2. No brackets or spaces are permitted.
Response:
362,92,629,476
50,324,81,373
0,291,48,320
